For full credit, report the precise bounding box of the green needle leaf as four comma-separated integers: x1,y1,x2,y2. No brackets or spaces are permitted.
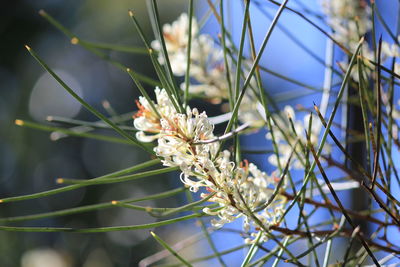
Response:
15,119,134,145
0,187,185,223
150,231,193,267
0,213,205,233
24,45,153,154
0,159,161,203
241,231,262,267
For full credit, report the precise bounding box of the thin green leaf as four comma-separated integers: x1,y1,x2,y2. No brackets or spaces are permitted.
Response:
25,45,153,154
15,119,133,145
308,133,379,265
160,193,215,217
184,0,194,108
0,213,205,233
0,187,185,223
47,115,137,131
224,0,289,135
150,231,193,267
159,244,248,267
126,68,162,118
277,37,365,226
322,239,332,267
147,0,182,105
234,0,251,101
57,167,178,187
79,41,148,54
0,159,161,203
241,231,262,267
39,10,160,87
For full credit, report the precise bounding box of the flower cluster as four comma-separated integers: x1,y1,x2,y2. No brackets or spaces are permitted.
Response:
151,13,263,125
321,0,400,78
321,0,371,51
134,87,174,142
382,38,400,75
133,88,286,243
151,13,333,171
151,14,228,100
320,0,400,143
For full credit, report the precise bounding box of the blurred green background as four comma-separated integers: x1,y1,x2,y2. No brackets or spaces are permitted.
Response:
0,1,206,266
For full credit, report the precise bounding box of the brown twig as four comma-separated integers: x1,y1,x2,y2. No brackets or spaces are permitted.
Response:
313,104,400,216
324,157,400,209
270,225,400,255
206,0,221,22
270,225,350,237
307,131,380,266
362,182,400,226
313,104,370,181
281,192,390,226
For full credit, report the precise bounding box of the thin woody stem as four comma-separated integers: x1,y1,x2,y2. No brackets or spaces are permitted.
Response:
281,192,390,226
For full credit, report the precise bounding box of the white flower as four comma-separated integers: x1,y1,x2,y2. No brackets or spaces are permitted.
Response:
153,15,228,100
321,0,371,49
21,248,70,267
382,42,400,58
151,13,199,76
389,99,400,120
202,158,286,243
185,35,228,98
266,105,329,169
152,13,264,126
320,0,379,82
135,82,286,244
133,87,176,142
154,107,219,176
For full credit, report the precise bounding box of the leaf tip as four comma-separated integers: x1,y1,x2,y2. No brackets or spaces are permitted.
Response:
24,45,31,51
50,132,61,141
56,178,64,184
111,200,118,205
70,37,79,45
46,116,53,121
102,100,111,109
38,9,46,16
313,104,320,113
128,10,134,17
15,119,24,126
